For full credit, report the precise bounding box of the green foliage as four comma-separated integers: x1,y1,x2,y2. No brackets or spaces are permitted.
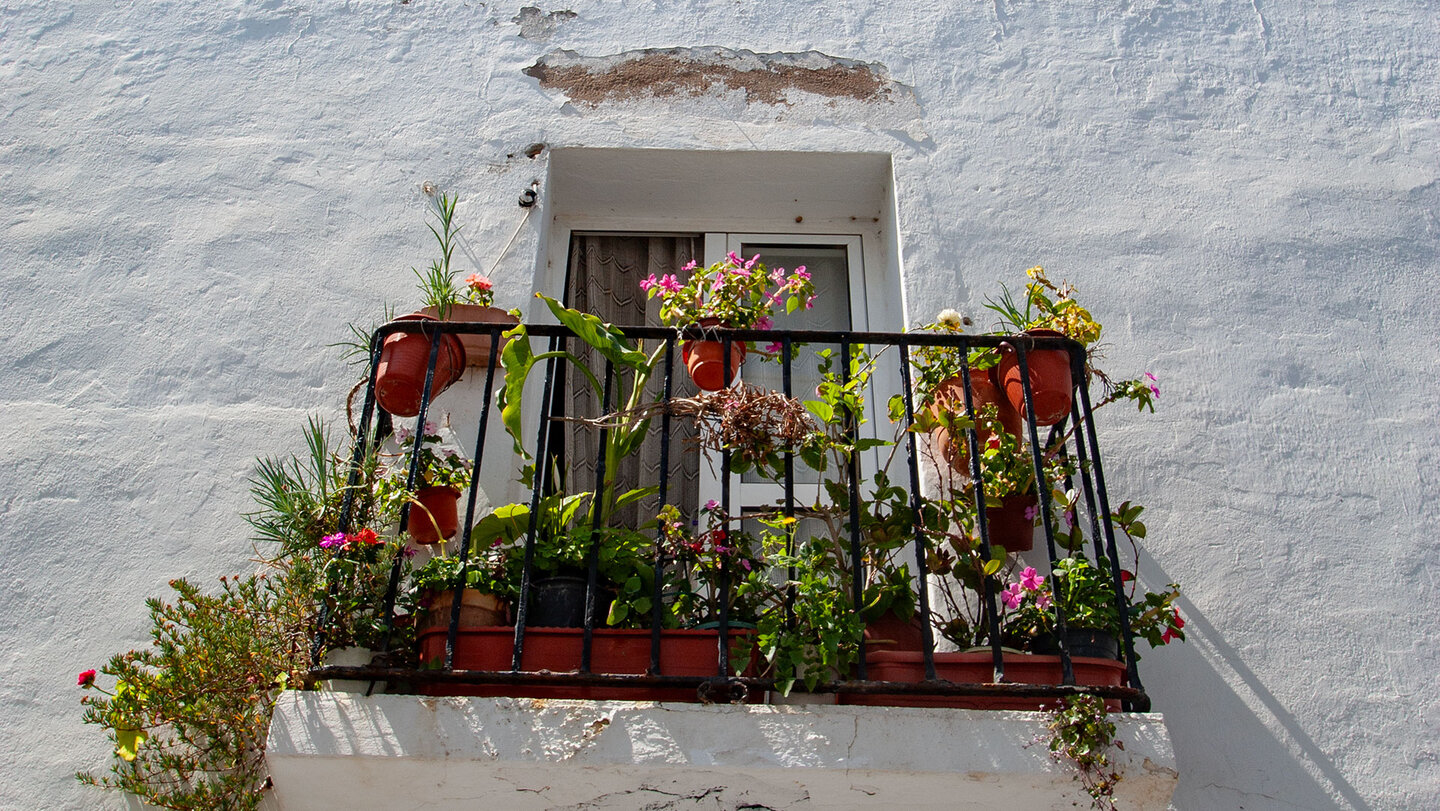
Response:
246,417,377,561
643,253,816,331
1046,694,1122,810
77,575,313,811
412,191,463,317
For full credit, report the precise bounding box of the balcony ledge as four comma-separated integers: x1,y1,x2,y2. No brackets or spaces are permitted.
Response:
265,692,1177,809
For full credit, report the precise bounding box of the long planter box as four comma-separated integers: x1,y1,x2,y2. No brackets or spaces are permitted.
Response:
417,626,757,702
839,650,1127,710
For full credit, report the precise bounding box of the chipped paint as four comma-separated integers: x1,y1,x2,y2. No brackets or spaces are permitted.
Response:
524,47,908,108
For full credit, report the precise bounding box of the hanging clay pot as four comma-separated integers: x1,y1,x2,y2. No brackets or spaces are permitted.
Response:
928,369,1024,471
681,320,746,391
982,492,1037,553
374,313,466,418
996,329,1074,427
406,485,461,545
421,304,519,368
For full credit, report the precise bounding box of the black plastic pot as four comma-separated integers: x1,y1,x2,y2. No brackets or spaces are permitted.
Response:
1033,628,1120,660
526,575,613,628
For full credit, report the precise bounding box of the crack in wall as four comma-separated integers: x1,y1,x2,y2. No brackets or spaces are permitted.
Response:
523,47,908,108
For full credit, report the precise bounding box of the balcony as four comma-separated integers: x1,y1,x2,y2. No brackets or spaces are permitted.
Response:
271,312,1179,809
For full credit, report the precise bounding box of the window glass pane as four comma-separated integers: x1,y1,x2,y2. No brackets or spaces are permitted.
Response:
739,244,851,485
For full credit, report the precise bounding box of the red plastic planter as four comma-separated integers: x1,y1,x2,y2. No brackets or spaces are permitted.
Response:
374,313,466,418
417,627,758,701
996,329,1074,427
406,485,461,545
839,650,1126,710
984,492,1037,553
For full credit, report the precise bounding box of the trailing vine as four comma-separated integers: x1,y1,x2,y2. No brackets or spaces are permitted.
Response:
1046,693,1123,810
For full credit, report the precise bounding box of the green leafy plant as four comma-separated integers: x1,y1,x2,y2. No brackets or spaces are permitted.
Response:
1046,693,1122,810
412,190,464,318
373,420,473,532
76,574,313,811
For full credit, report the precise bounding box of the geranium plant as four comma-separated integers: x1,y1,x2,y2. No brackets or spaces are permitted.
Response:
374,422,472,515
641,252,817,333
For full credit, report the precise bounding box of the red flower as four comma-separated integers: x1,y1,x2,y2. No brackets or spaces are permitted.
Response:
1120,570,1134,583
1172,608,1185,629
353,528,380,545
77,669,96,688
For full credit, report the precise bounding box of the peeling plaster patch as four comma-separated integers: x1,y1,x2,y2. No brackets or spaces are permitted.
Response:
524,47,907,108
512,6,576,42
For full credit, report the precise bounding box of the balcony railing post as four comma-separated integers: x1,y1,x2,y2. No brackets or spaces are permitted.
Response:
445,330,503,670
896,342,939,682
1011,338,1075,686
511,334,563,671
956,359,1006,683
580,359,615,674
648,336,676,675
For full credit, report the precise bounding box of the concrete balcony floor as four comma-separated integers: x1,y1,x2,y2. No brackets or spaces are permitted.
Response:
266,692,1177,810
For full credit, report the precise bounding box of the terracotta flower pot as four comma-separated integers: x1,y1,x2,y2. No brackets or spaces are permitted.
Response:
374,313,466,418
995,329,1074,427
418,589,508,634
928,370,1023,471
681,320,746,391
406,485,461,545
838,650,1126,710
416,627,759,702
862,609,926,653
984,492,1036,553
421,303,518,368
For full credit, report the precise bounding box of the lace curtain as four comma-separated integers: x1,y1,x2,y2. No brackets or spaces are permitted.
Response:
564,234,703,527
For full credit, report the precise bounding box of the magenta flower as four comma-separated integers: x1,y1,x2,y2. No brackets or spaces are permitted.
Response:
704,499,719,511
1001,583,1024,609
726,251,742,266
794,266,810,280
755,316,773,331
1020,566,1044,591
765,340,784,354
1023,505,1038,522
1036,592,1053,610
77,669,97,688
804,295,815,310
1064,509,1076,527
769,267,785,283
681,259,698,272
740,558,752,572
1145,372,1160,397
658,274,682,294
320,532,346,549
639,273,658,292
744,254,759,269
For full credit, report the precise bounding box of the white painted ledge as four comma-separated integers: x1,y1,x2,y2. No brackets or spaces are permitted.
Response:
266,693,1176,810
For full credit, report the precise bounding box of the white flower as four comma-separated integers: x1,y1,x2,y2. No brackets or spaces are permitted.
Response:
936,309,964,329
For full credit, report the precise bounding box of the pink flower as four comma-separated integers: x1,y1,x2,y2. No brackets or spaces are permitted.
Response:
1023,505,1038,522
804,295,815,310
740,558,752,572
681,260,699,271
704,499,719,511
77,669,97,688
755,316,773,331
320,532,346,549
1064,509,1076,527
393,426,413,443
1035,592,1053,610
658,274,682,294
1020,566,1044,591
464,274,493,292
639,273,658,292
764,341,784,354
794,266,810,280
769,267,786,283
726,251,742,266
744,254,759,269
1001,583,1024,609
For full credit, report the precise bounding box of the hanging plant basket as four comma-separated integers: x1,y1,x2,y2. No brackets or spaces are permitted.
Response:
406,485,461,545
682,320,746,391
996,329,1074,427
928,369,1024,471
374,313,466,418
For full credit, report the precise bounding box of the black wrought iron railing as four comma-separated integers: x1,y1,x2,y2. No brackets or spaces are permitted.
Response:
310,317,1154,712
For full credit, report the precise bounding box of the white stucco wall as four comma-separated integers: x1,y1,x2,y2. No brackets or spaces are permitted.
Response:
2,1,1435,809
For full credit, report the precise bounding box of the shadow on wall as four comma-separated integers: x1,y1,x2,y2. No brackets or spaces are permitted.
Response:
1140,555,1370,811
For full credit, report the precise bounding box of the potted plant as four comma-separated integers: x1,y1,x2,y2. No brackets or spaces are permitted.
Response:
413,190,520,367
374,421,473,545
408,551,515,635
641,252,816,390
314,527,417,690
982,266,1103,426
